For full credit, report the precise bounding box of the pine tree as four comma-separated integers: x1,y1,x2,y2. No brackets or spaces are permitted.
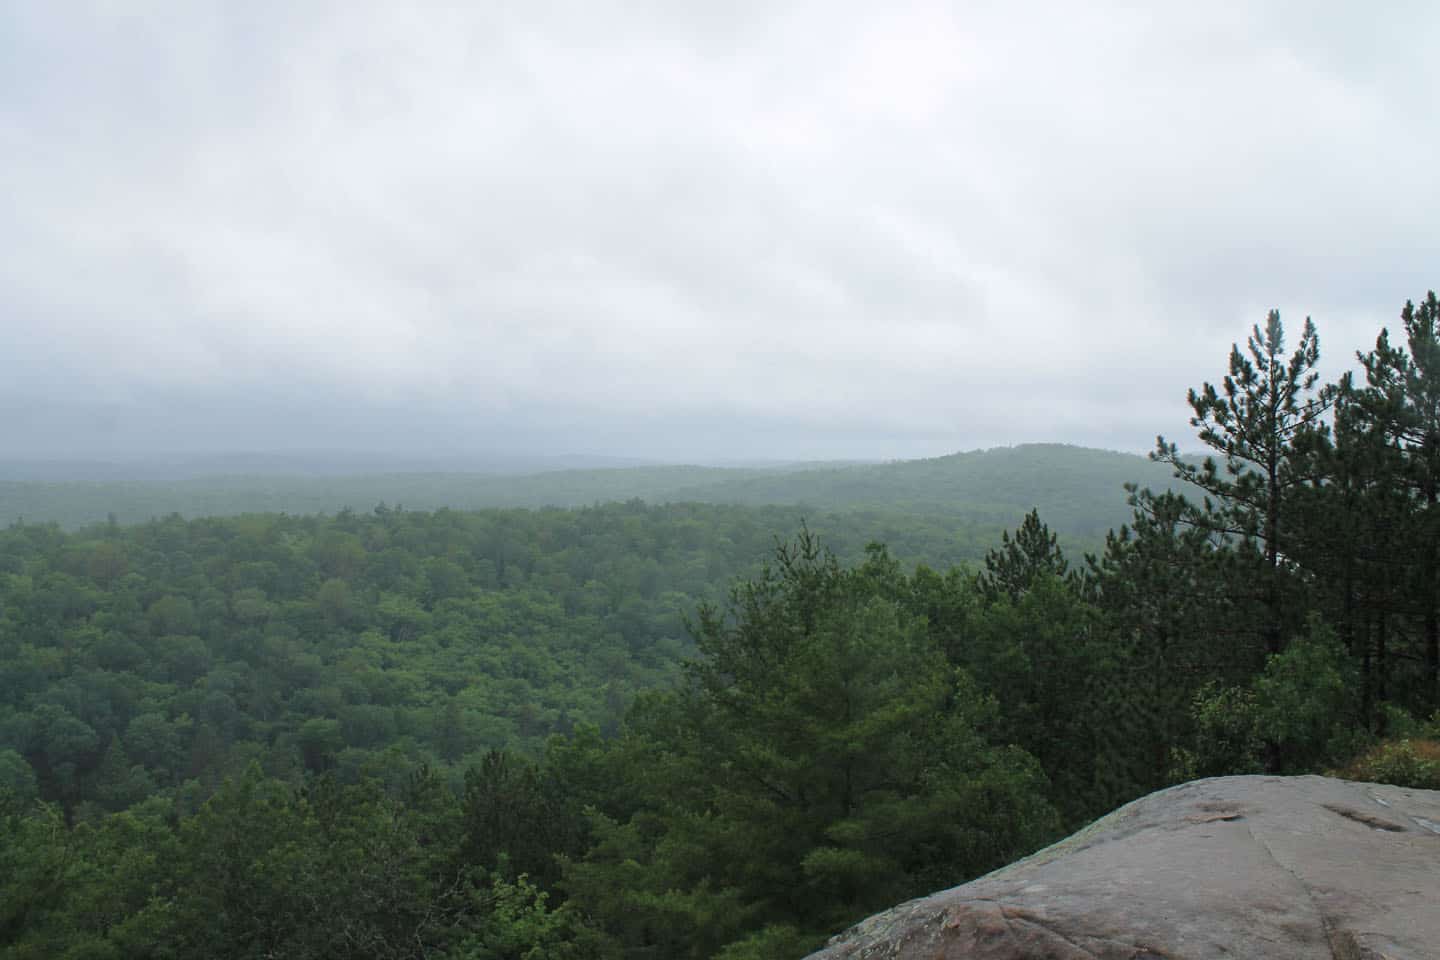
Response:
1084,489,1261,800
977,509,1071,603
1283,376,1408,723
566,534,1060,958
1347,292,1440,708
1152,310,1330,654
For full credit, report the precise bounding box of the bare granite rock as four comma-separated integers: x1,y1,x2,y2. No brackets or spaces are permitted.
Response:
807,775,1440,960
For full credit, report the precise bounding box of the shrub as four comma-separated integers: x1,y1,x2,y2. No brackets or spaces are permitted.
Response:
1339,739,1440,790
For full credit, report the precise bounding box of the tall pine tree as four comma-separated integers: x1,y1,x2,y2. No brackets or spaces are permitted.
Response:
1152,310,1330,654
1347,293,1440,708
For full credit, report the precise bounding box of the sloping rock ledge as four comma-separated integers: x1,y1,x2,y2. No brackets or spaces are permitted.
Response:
807,775,1440,960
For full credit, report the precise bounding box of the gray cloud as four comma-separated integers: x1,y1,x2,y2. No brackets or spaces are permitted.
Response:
3,0,1438,462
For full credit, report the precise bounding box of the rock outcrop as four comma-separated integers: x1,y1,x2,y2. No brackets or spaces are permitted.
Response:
807,775,1440,960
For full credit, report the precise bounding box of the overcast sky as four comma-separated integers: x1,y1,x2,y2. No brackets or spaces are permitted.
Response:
3,1,1438,463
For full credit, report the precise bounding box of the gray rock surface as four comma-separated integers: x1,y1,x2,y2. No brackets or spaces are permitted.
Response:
807,775,1440,960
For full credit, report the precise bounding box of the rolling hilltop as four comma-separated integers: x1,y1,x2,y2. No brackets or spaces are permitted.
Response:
661,443,1180,537
0,443,1181,539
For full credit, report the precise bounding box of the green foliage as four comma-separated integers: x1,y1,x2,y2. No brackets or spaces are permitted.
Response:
1151,310,1330,658
14,294,1440,958
443,876,613,960
1342,292,1440,709
1251,621,1357,768
0,763,617,960
1083,488,1264,804
565,535,1061,958
977,508,1071,602
460,750,585,890
710,924,824,960
0,799,73,952
0,502,815,814
0,749,37,803
146,765,474,958
1174,683,1264,779
0,501,1121,956
1342,739,1440,790
1177,622,1359,779
965,573,1107,824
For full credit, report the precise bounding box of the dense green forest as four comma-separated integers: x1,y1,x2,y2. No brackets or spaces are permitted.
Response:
6,296,1440,958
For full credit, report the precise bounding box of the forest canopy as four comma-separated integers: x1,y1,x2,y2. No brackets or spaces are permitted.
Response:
4,294,1440,959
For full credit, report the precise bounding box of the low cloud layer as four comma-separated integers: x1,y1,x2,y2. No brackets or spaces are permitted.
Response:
4,1,1438,461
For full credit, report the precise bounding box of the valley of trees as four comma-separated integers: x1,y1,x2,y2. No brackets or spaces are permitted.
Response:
5,295,1440,958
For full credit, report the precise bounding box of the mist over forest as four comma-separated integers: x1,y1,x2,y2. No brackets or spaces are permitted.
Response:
7,2,1440,958
8,296,1440,956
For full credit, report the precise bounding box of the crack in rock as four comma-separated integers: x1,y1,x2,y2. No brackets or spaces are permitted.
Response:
1321,804,1408,833
1247,820,1363,960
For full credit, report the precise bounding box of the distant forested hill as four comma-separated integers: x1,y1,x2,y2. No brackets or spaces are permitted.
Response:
664,444,1180,536
0,444,1178,539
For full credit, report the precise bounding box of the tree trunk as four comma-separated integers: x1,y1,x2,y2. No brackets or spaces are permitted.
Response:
1425,482,1438,709
1264,442,1283,656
